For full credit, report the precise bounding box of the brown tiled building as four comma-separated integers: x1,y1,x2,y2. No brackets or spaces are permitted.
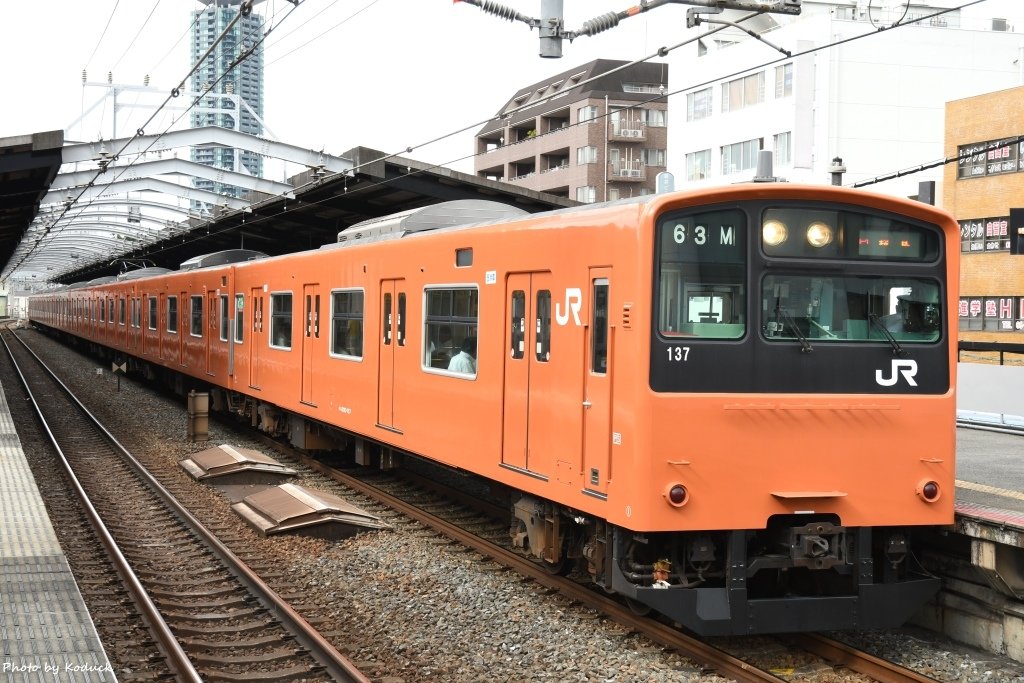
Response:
944,86,1024,341
474,59,668,203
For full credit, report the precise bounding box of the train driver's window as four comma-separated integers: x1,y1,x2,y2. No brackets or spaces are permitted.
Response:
761,275,941,343
330,290,363,359
656,208,746,339
269,292,293,350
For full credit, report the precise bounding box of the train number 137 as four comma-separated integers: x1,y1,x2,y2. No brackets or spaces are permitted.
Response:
666,346,690,362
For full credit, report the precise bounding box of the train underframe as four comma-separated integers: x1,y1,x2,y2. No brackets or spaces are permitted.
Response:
512,494,940,635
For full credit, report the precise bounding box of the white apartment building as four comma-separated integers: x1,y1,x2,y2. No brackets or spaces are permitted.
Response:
670,1,1024,198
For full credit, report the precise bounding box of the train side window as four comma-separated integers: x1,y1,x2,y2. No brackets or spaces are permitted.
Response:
167,296,178,333
510,290,525,360
99,298,106,323
270,292,293,350
147,297,157,330
219,295,229,341
234,295,245,343
190,295,203,337
119,297,126,326
536,290,551,362
424,286,478,374
330,290,363,359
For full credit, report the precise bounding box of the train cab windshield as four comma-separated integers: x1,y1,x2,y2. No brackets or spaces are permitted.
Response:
655,202,945,351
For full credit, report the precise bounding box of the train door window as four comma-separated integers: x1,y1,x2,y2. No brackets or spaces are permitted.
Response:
591,280,609,374
234,295,245,343
269,292,293,350
108,298,114,325
656,208,747,339
190,295,203,337
330,289,363,359
219,295,229,341
424,286,478,374
397,292,406,346
382,293,392,346
510,290,525,360
99,298,106,323
536,290,551,362
148,297,157,330
133,298,142,328
119,298,126,326
167,296,178,333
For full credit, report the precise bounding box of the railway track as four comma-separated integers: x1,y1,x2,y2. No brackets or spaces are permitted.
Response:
1,328,367,682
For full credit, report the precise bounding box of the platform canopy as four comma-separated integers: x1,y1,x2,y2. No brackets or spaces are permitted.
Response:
0,127,574,291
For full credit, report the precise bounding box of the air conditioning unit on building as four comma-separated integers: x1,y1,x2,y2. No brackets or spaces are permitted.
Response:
625,129,642,138
627,169,642,178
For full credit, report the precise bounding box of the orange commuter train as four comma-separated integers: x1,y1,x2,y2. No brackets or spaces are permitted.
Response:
29,182,958,635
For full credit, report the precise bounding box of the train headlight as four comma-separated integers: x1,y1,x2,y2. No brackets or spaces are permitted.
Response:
806,221,834,247
665,483,689,507
916,479,941,502
762,219,788,246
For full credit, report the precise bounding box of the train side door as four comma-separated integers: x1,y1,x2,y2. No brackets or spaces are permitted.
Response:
377,279,406,432
207,291,218,376
179,291,188,367
301,283,320,405
501,272,554,477
249,287,264,389
582,269,613,496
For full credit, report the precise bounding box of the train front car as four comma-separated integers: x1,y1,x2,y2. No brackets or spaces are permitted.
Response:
610,184,957,635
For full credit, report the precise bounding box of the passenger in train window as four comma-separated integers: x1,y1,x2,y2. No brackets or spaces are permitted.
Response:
448,336,476,374
427,325,453,366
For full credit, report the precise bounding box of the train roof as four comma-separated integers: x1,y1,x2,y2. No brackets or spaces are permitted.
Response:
179,249,269,271
325,200,529,249
116,267,171,281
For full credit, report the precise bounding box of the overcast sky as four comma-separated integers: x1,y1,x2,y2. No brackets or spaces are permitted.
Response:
2,0,1023,176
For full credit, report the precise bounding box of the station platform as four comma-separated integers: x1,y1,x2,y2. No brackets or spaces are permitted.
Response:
0,380,115,681
955,426,1024,535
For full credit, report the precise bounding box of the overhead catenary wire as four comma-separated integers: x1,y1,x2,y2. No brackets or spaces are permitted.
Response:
31,0,988,281
66,0,988,280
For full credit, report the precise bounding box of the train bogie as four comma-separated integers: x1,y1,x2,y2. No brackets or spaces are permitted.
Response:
29,187,958,634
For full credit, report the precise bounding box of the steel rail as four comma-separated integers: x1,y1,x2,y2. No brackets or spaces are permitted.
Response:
787,634,942,683
6,329,369,683
0,330,203,683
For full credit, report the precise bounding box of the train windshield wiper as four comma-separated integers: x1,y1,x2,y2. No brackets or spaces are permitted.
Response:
868,314,907,356
775,304,812,353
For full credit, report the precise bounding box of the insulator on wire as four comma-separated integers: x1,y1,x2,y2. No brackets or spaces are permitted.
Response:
473,0,523,22
579,12,620,36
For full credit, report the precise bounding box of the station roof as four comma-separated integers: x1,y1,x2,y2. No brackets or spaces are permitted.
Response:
0,129,576,288
0,131,64,276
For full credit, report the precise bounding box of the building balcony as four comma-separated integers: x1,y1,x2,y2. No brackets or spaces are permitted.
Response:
608,122,647,142
609,165,646,182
